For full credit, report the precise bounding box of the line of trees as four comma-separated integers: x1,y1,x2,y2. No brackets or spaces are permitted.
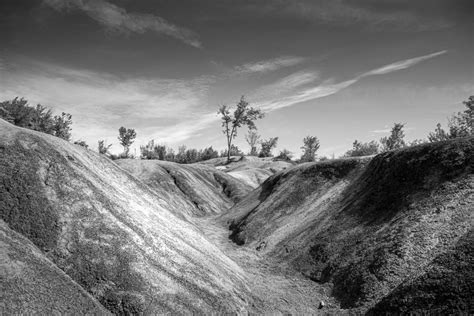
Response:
343,96,473,158
2,95,471,163
139,140,220,163
0,97,73,141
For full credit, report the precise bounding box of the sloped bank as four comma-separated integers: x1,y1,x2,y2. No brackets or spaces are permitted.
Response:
116,159,252,218
199,156,294,188
0,119,254,314
224,137,474,313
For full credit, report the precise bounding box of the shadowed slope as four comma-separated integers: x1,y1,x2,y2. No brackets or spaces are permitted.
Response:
116,159,252,217
0,119,253,314
224,138,474,312
0,220,110,315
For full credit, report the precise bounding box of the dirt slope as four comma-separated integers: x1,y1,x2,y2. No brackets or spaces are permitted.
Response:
0,119,253,314
200,156,293,188
224,138,474,313
116,159,252,217
0,220,110,315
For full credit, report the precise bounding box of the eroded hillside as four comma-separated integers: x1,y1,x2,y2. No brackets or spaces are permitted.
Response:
116,159,252,217
199,156,293,188
224,138,474,313
1,116,472,314
0,220,110,315
0,119,254,314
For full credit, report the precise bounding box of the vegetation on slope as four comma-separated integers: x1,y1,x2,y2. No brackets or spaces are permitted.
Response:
0,220,110,315
224,137,474,312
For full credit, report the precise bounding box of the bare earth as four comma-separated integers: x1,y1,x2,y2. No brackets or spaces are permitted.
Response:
1,118,472,314
195,215,342,315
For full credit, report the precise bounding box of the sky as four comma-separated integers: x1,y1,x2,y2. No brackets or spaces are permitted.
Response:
1,0,473,157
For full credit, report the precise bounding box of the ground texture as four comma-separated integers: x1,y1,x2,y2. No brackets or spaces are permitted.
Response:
1,117,473,314
225,138,474,313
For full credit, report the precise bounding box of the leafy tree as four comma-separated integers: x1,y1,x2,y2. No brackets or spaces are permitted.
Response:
463,95,474,133
73,140,88,148
409,139,426,146
117,126,136,157
53,112,73,141
218,96,264,162
447,95,473,138
275,149,293,161
154,145,168,160
428,123,450,143
185,148,199,163
200,146,219,161
176,145,187,163
259,137,278,157
300,135,320,162
0,97,34,127
31,104,54,133
220,144,243,158
344,140,379,157
0,97,72,140
140,140,167,160
428,96,473,142
165,148,175,162
140,140,159,159
380,123,406,152
98,140,112,155
0,103,14,123
245,130,261,156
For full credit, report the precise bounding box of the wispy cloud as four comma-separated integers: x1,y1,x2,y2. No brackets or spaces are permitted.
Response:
43,0,202,47
247,1,451,31
258,50,447,112
361,51,447,77
141,113,219,144
0,50,448,150
234,56,306,74
0,59,211,149
252,71,319,100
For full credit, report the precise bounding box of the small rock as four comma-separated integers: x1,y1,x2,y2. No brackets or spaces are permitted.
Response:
318,301,325,309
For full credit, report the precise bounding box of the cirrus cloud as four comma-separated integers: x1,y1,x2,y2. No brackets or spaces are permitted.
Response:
234,56,306,74
257,50,448,111
43,0,202,48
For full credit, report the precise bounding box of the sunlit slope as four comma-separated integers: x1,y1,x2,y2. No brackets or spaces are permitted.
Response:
224,138,474,312
0,119,253,314
200,156,293,188
116,159,252,217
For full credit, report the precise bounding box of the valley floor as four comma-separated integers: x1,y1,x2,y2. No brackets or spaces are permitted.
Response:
195,216,343,314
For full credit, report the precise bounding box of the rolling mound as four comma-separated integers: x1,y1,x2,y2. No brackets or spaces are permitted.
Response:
224,138,474,312
116,159,252,217
0,119,253,314
200,156,294,188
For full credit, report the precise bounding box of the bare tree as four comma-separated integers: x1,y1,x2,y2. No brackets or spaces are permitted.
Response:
218,96,264,162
